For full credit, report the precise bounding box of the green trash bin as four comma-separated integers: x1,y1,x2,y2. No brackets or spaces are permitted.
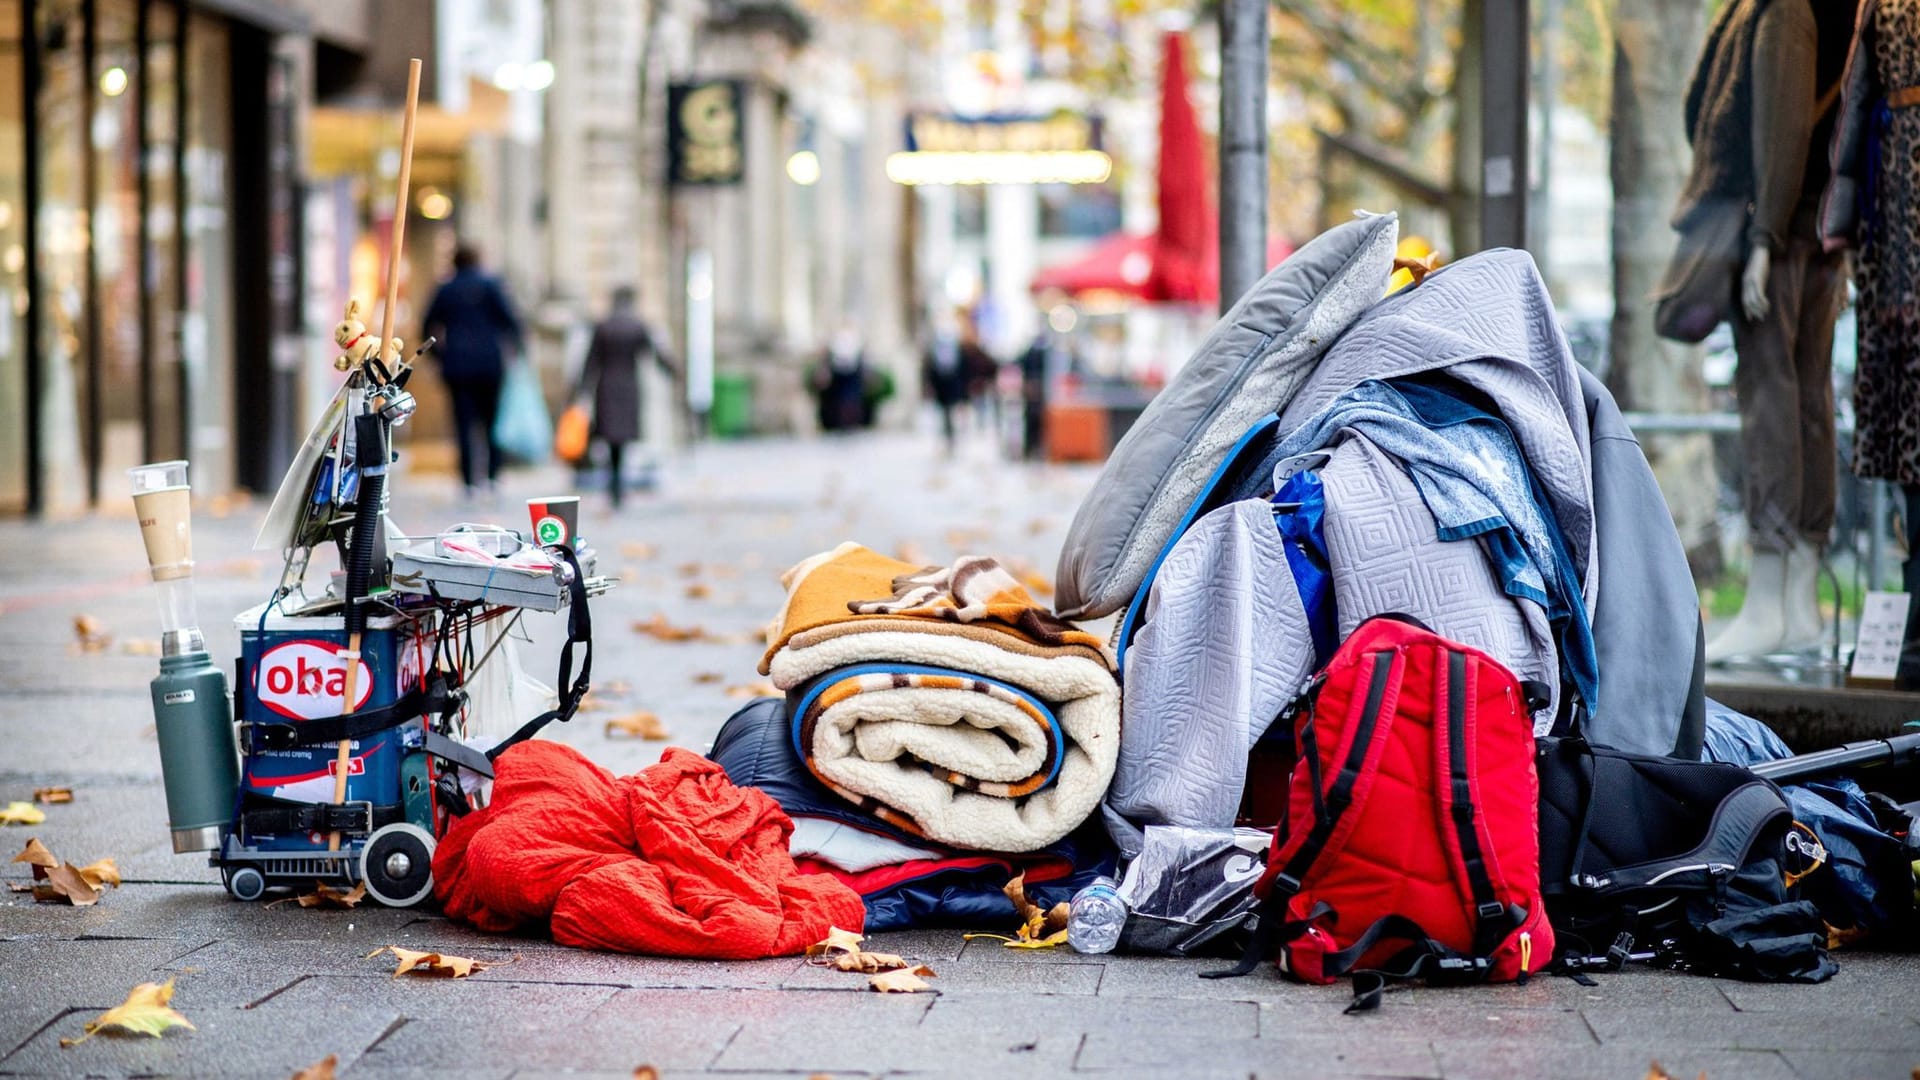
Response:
709,374,753,438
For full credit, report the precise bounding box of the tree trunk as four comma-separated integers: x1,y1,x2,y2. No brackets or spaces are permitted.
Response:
1608,0,1720,576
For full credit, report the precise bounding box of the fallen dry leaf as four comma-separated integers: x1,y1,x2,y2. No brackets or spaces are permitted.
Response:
725,680,781,700
600,679,633,698
893,542,930,566
290,1054,338,1080
76,858,121,890
684,582,713,600
13,837,56,867
709,564,741,579
60,978,195,1045
604,712,670,740
633,1067,659,1080
632,614,708,642
829,950,910,973
33,787,74,805
691,671,724,685
0,801,47,826
72,614,112,653
120,639,162,657
676,561,703,578
868,965,937,993
270,881,364,910
370,945,489,979
1643,1065,1705,1080
805,926,867,957
619,541,658,560
35,862,104,906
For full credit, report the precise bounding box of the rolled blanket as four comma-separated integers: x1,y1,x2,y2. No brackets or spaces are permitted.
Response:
765,544,1120,853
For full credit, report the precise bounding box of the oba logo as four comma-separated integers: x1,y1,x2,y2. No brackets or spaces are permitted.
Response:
257,640,371,719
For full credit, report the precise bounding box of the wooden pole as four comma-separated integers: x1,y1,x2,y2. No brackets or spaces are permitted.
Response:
331,58,422,852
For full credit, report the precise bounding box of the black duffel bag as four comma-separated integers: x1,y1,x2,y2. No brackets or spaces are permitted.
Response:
1535,735,1836,982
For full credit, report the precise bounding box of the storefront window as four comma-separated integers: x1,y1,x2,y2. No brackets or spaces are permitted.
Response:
0,0,25,514
34,0,88,512
183,11,232,494
94,0,141,484
144,0,182,462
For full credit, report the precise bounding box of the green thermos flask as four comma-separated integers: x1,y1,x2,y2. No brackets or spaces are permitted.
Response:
132,461,240,853
149,651,239,852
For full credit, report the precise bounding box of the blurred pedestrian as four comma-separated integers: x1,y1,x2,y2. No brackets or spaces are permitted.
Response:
1017,327,1071,461
423,245,523,498
923,316,993,453
576,286,677,509
810,323,871,433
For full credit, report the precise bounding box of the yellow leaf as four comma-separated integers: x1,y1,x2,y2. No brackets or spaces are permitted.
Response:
805,926,866,957
60,978,195,1045
33,787,74,805
868,964,937,993
38,863,104,906
603,712,670,740
1001,927,1071,950
289,1053,338,1080
0,801,47,826
373,945,488,979
72,614,112,653
77,858,121,890
13,837,56,867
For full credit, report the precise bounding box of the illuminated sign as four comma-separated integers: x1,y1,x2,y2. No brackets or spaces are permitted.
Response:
889,112,1111,186
668,80,745,186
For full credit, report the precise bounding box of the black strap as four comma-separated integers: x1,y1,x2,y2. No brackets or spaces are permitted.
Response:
1322,914,1491,1012
1445,650,1525,956
1265,650,1397,901
423,728,495,779
488,543,594,761
238,795,398,838
1201,901,1334,980
246,674,464,752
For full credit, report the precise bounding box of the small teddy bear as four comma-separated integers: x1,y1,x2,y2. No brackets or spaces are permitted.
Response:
332,299,381,372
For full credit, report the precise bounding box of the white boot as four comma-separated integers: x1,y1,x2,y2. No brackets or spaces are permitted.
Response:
1779,541,1826,652
1706,550,1788,663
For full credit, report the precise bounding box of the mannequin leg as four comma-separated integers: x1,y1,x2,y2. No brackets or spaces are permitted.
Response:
1781,243,1844,652
1714,248,1807,662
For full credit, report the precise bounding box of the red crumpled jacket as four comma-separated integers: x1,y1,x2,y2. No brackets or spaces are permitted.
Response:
434,742,865,958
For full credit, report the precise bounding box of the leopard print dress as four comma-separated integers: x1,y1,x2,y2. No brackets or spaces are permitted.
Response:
1853,0,1920,486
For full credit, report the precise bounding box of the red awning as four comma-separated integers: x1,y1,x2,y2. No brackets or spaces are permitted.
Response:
1029,32,1291,305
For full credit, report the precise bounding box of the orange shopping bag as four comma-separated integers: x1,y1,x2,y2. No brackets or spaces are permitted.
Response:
554,403,591,463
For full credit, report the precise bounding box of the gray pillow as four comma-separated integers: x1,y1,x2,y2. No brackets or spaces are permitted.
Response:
1053,212,1400,620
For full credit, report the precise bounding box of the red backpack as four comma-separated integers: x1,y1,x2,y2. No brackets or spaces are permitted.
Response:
1209,615,1554,1006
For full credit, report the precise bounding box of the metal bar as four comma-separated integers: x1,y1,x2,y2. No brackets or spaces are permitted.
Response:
22,0,43,514
1217,0,1266,312
1478,0,1529,250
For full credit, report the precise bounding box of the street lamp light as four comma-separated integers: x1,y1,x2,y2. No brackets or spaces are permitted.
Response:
786,150,821,186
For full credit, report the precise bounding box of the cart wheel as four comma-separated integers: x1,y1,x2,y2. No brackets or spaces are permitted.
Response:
224,865,266,902
359,823,435,907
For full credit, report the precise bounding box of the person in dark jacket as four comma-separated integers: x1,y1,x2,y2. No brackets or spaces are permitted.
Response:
423,245,524,496
922,318,994,453
810,324,872,434
576,286,678,508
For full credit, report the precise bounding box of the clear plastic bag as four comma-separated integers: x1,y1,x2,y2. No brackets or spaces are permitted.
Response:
1116,825,1272,957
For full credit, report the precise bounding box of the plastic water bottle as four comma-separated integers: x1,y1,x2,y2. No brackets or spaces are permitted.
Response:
1067,876,1129,954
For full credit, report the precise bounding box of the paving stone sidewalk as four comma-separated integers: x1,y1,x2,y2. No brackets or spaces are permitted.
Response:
2,430,1917,1079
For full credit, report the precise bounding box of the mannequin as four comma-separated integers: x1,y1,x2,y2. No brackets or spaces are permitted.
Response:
1675,0,1854,663
1823,0,1920,684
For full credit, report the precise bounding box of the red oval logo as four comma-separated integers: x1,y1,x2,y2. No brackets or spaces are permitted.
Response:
254,639,372,720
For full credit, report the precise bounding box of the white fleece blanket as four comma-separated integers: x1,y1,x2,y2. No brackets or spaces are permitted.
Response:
771,632,1120,854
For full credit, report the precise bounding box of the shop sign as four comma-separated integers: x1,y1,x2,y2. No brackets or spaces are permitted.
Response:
668,80,746,186
889,112,1111,186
